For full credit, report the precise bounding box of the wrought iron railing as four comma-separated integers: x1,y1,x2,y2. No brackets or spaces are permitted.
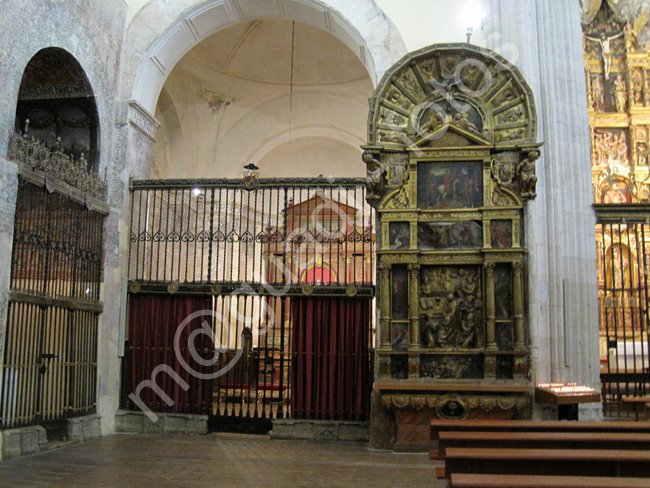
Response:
128,178,375,293
1,178,104,430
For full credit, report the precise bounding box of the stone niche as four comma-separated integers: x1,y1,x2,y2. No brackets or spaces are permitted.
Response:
364,43,541,451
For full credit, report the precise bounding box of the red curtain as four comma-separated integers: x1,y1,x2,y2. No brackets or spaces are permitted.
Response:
124,294,213,415
290,297,371,421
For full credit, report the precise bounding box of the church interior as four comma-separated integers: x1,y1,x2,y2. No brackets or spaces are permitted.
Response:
1,0,650,485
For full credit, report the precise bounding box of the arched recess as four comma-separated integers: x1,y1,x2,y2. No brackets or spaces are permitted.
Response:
126,0,407,115
14,47,100,171
2,47,106,437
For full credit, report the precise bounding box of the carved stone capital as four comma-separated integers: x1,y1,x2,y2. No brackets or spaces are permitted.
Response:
378,261,392,275
407,263,421,273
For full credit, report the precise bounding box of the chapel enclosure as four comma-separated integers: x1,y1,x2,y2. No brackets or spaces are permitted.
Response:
122,179,375,432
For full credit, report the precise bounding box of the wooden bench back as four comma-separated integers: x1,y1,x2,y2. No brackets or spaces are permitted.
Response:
450,473,650,488
431,419,650,439
432,431,650,459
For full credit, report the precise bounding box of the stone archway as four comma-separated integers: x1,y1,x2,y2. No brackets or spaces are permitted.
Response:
123,0,408,115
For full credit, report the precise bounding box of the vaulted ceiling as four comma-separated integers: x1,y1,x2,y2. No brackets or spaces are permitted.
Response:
152,18,372,179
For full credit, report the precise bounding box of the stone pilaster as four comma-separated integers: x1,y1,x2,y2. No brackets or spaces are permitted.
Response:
513,262,525,350
378,262,392,349
484,263,497,351
0,158,18,435
98,99,161,435
485,1,600,406
408,264,420,349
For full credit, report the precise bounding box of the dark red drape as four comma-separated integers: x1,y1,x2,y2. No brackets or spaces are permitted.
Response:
290,297,371,421
124,294,213,415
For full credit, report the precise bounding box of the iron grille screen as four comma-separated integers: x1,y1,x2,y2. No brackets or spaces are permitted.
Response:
2,178,104,429
125,178,376,429
128,179,375,288
595,207,650,418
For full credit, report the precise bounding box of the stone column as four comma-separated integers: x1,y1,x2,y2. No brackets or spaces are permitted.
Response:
378,261,392,349
408,264,420,349
484,0,600,416
97,100,160,435
484,263,497,350
513,262,525,350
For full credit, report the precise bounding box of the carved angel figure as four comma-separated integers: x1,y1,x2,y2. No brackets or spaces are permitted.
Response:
625,13,648,53
517,150,539,199
362,151,385,198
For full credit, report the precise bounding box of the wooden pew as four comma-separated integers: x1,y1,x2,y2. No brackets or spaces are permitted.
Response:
431,431,650,459
430,419,650,441
442,448,650,479
449,473,650,488
622,395,650,420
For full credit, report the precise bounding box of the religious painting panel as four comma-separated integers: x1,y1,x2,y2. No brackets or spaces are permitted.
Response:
593,128,629,171
494,265,513,320
495,321,514,351
600,178,634,203
389,222,410,250
490,220,512,248
391,265,408,320
420,354,483,379
417,162,483,209
496,355,514,380
419,265,483,350
391,322,409,351
418,221,483,250
391,354,408,379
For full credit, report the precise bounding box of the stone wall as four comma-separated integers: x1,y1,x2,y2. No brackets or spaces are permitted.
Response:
1,414,102,459
0,0,128,437
115,411,208,435
271,419,370,443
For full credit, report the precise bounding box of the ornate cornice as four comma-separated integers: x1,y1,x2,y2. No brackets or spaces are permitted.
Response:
128,100,161,143
8,130,107,202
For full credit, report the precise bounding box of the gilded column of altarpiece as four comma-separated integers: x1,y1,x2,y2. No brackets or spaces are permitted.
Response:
365,44,539,426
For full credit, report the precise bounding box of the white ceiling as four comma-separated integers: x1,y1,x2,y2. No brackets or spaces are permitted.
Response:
152,18,373,179
184,18,370,86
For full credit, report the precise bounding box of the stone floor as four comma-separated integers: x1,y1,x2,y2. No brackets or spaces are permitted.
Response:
0,433,445,488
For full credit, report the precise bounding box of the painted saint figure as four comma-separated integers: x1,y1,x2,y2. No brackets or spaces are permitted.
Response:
591,74,604,111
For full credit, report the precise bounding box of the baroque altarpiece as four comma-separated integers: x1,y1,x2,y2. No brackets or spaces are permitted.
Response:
364,44,541,448
583,0,650,379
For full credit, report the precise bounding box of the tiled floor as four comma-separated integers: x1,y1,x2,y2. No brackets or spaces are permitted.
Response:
0,433,445,488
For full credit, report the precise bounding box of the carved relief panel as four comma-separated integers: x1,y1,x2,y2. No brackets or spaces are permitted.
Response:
584,2,650,203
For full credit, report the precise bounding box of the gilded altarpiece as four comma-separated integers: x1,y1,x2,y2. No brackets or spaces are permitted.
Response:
365,44,540,449
583,1,650,398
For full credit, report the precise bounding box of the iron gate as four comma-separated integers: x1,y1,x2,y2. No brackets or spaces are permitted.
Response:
596,205,650,417
1,177,105,432
124,178,375,432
